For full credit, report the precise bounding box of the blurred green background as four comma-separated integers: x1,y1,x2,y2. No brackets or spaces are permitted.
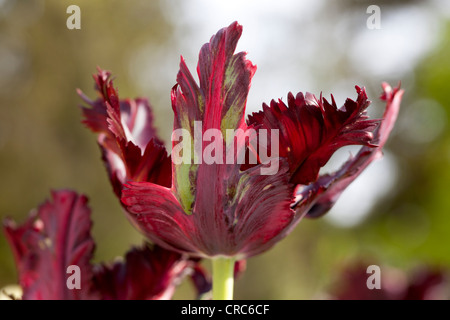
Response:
1,0,449,299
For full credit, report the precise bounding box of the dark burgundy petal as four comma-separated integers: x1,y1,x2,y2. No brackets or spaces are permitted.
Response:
3,213,40,293
78,68,171,195
121,160,295,259
193,160,295,258
93,244,191,300
121,181,200,254
172,21,256,133
170,21,256,214
248,86,380,185
118,23,297,259
188,260,242,299
3,190,97,300
189,262,213,299
4,191,202,300
294,83,403,219
119,98,159,150
78,24,401,263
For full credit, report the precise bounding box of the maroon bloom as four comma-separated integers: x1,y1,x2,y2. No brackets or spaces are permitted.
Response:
293,83,403,219
3,190,206,300
78,71,171,198
93,244,191,300
247,86,380,185
80,22,403,260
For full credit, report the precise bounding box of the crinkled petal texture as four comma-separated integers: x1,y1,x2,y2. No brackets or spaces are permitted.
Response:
247,86,380,185
294,83,403,220
93,244,191,300
4,190,97,300
78,69,171,197
81,22,402,260
121,22,296,259
122,163,294,259
3,190,205,300
245,81,402,226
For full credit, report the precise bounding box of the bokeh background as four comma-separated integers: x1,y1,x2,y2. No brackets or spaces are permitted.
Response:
1,0,449,299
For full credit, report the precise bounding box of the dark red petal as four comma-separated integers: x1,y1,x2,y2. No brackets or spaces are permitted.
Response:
197,22,256,131
188,261,240,299
78,68,172,195
121,181,202,254
170,21,256,214
195,160,295,258
3,190,97,300
3,215,36,279
120,21,296,258
78,89,109,134
93,244,191,300
4,191,200,300
189,262,212,299
119,98,158,150
248,86,380,185
121,161,295,259
172,21,256,133
294,83,403,219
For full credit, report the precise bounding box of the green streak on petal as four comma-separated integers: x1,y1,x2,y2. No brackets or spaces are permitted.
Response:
228,173,250,206
175,163,197,215
224,59,239,90
238,181,250,204
221,63,244,142
198,92,205,114
180,113,191,134
227,185,236,200
221,106,242,142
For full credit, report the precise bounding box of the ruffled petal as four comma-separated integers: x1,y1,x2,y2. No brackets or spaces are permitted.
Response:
294,83,403,219
93,244,192,300
3,190,97,300
78,68,171,197
121,181,200,254
170,21,256,214
122,160,295,259
172,21,256,133
189,261,213,299
4,191,203,300
118,22,296,259
248,86,380,185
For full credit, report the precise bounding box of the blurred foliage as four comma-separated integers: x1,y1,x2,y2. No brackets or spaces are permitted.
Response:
1,0,449,299
0,0,175,290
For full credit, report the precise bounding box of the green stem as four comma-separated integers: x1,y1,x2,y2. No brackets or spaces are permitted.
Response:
212,257,235,300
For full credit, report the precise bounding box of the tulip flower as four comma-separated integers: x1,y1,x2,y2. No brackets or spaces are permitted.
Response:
79,21,403,299
3,190,208,300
